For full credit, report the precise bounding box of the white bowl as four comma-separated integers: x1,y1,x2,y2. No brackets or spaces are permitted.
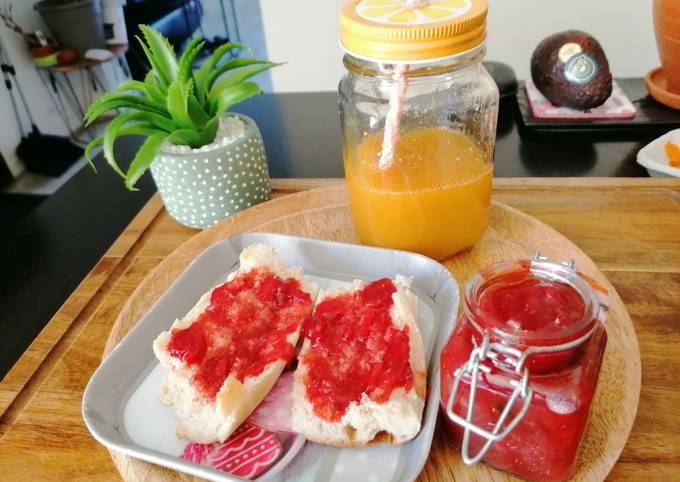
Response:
636,128,680,178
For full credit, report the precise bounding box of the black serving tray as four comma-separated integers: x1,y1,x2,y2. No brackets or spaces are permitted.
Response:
516,78,680,139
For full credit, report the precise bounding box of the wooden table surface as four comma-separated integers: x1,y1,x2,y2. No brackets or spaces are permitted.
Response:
0,178,679,481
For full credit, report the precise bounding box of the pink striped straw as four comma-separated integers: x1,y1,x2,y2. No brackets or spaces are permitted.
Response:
378,63,409,170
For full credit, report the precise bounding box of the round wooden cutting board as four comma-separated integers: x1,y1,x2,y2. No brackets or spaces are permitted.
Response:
104,185,640,482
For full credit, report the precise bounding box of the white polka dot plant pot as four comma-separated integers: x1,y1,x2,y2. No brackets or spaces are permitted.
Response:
151,114,271,229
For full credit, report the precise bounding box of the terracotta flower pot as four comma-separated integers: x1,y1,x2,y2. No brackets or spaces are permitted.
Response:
654,0,680,94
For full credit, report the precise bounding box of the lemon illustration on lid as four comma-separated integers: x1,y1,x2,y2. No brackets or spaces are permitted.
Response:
358,0,471,25
341,0,488,62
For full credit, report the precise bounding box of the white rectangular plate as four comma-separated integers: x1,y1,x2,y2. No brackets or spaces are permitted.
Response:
83,233,460,482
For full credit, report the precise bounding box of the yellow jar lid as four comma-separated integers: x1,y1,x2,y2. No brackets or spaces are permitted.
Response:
340,0,487,62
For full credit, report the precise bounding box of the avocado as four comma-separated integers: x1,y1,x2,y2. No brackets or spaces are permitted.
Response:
530,30,612,110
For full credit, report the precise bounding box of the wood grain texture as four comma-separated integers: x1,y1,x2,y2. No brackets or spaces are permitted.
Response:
0,178,678,482
102,186,640,482
0,195,164,436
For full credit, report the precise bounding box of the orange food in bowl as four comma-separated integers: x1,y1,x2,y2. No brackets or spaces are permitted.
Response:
665,141,680,168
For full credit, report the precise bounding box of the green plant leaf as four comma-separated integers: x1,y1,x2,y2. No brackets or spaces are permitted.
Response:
201,115,221,144
178,37,205,83
103,113,138,178
119,123,160,136
84,136,103,172
84,93,169,125
103,113,168,178
125,132,168,190
193,42,246,102
85,122,162,177
166,129,204,147
143,71,168,105
206,58,271,91
116,80,148,94
139,25,178,83
187,94,210,129
136,36,170,87
115,80,169,112
145,70,167,93
167,114,220,148
198,42,246,75
133,111,177,132
166,79,194,129
211,82,262,115
208,63,277,111
139,25,178,85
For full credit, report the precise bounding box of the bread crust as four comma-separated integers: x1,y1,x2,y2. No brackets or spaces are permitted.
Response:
292,275,426,447
153,245,317,443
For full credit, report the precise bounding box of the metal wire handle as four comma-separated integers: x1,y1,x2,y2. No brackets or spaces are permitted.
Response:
445,334,533,464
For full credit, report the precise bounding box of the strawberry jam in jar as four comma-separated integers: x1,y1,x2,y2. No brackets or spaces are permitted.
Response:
440,254,608,482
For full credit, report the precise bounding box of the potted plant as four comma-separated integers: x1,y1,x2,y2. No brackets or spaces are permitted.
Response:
84,26,279,229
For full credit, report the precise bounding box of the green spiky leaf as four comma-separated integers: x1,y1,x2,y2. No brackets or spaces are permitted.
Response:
206,58,271,92
139,25,178,85
178,37,205,83
136,37,170,87
187,94,210,129
166,79,194,129
211,82,263,116
104,112,141,177
166,129,205,148
143,71,168,105
84,136,102,172
85,92,169,125
135,111,177,132
194,42,246,101
125,133,168,190
201,115,221,145
208,63,278,112
85,122,162,175
144,70,167,93
103,114,168,178
116,80,148,94
168,115,220,148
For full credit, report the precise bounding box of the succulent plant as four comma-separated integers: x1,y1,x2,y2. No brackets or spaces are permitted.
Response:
84,25,279,190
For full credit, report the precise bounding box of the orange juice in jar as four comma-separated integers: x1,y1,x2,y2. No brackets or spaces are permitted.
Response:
339,0,498,259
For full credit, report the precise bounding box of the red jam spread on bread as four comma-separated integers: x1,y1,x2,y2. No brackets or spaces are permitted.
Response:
301,278,414,422
167,269,312,399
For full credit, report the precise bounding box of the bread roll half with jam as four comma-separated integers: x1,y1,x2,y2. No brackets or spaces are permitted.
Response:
292,276,426,447
153,244,318,443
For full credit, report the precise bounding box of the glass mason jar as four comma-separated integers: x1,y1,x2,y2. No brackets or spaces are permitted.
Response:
339,0,499,259
439,255,609,482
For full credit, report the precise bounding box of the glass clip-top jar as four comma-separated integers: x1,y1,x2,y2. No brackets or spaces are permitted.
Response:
338,0,499,259
440,253,609,482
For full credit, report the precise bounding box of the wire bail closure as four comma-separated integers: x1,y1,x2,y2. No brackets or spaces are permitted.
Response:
445,333,533,464
445,252,601,465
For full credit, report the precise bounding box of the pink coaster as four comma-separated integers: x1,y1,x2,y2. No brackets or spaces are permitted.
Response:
525,79,636,120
